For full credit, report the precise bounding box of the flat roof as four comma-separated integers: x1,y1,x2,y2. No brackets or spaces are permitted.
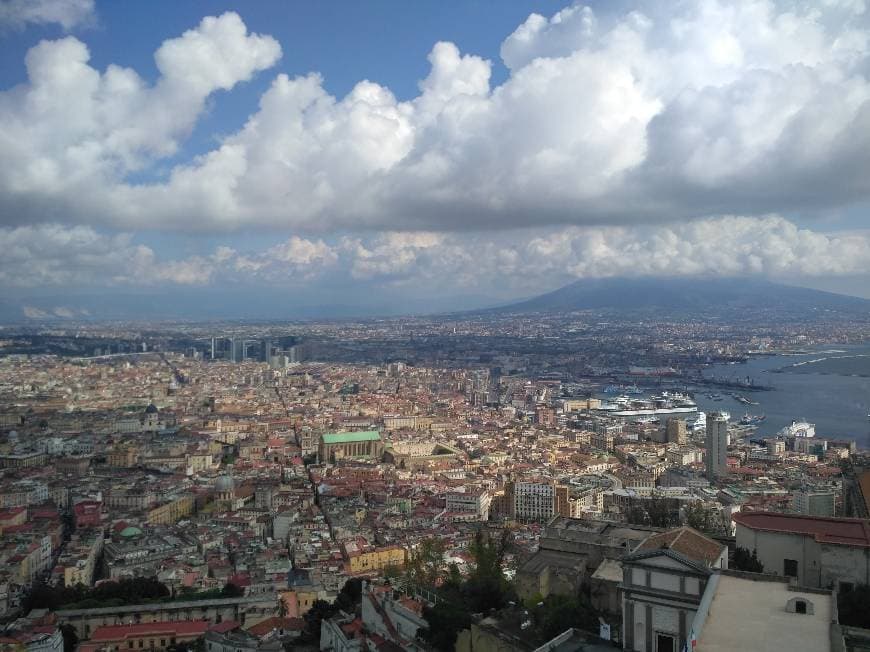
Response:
698,574,832,652
733,511,870,547
321,431,381,444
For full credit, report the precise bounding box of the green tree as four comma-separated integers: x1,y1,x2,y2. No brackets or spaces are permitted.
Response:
732,547,764,572
335,578,363,613
463,529,516,613
405,537,448,589
532,593,598,642
684,501,724,535
59,624,78,652
303,599,338,642
838,584,870,628
419,580,471,652
221,582,244,597
645,496,679,528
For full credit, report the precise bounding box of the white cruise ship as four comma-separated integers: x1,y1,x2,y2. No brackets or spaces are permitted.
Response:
778,420,816,438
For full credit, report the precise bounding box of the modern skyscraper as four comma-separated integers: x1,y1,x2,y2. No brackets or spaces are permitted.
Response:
706,412,729,480
230,338,245,363
261,339,274,363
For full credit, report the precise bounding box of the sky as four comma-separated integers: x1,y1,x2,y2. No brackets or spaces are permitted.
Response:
1,0,869,320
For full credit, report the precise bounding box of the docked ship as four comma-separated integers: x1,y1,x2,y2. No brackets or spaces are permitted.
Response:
739,413,766,425
595,392,698,421
778,420,815,438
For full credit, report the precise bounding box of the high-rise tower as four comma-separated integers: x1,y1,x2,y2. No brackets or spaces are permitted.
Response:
706,412,729,480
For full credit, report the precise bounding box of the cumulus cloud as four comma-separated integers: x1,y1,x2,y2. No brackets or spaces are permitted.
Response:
3,217,869,295
0,1,868,232
0,225,340,288
0,12,280,226
0,0,94,30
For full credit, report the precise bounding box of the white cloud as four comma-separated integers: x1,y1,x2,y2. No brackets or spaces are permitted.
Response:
2,216,869,294
0,12,280,225
0,1,868,233
0,0,94,30
0,225,341,288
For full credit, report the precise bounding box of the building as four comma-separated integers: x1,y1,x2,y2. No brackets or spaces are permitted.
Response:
792,489,836,517
665,418,687,445
73,501,102,529
445,490,491,520
78,620,210,652
705,412,728,480
515,517,659,602
317,431,384,463
230,338,245,363
514,480,556,522
620,527,726,652
147,494,195,525
734,511,870,589
343,542,406,574
361,584,427,650
691,573,835,652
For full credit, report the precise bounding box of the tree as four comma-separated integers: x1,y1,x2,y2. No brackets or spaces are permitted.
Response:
532,593,598,642
59,624,78,652
221,582,244,597
463,529,516,613
732,547,764,573
405,537,448,589
420,579,471,652
684,501,724,535
646,496,679,528
303,599,338,642
838,584,870,628
335,578,362,613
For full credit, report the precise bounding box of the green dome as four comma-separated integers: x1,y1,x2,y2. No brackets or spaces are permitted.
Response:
120,526,142,538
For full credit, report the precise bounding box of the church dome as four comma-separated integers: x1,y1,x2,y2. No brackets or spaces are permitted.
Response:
144,403,159,414
215,475,235,492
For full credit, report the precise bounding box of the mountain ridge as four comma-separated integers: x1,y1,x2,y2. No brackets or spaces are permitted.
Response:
487,277,870,316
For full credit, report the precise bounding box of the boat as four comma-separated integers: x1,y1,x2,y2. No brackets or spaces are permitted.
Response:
739,413,766,425
778,420,815,438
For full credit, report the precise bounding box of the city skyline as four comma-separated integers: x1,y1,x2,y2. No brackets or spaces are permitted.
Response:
1,0,870,320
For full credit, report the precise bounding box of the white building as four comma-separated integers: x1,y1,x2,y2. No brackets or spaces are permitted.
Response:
734,511,870,589
514,480,556,522
792,490,836,517
445,490,491,520
691,573,835,652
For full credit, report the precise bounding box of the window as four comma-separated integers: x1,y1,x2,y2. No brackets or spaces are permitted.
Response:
795,600,807,614
656,633,676,652
784,559,798,578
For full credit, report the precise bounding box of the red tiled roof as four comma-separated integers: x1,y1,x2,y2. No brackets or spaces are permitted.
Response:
208,621,240,634
733,511,870,547
88,620,209,641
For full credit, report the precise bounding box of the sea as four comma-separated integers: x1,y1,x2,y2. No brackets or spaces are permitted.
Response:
695,343,870,448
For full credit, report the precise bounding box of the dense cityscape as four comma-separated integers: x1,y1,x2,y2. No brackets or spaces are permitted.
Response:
2,304,870,651
3,0,870,651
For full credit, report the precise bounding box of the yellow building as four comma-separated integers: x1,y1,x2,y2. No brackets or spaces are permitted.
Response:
147,495,195,525
107,446,138,468
185,453,214,473
345,545,406,574
0,506,27,534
